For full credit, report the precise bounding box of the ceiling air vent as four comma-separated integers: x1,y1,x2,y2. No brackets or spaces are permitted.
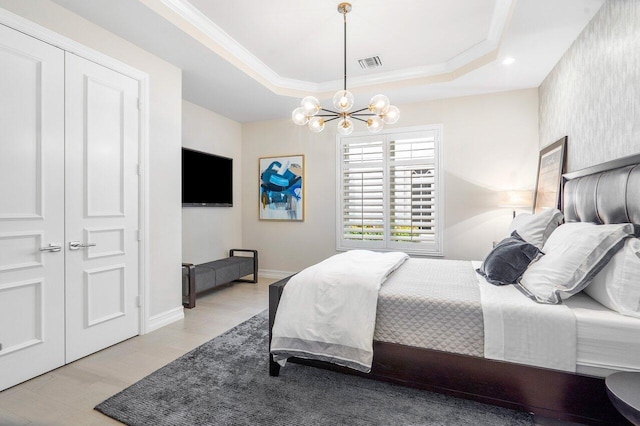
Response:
358,56,382,70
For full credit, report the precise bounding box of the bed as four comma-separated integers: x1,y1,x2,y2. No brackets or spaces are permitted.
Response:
268,153,640,425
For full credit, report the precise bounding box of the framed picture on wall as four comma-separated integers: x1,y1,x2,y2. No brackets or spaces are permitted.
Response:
259,155,304,221
533,136,567,213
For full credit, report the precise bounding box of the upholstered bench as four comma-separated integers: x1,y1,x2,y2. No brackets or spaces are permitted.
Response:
182,249,258,308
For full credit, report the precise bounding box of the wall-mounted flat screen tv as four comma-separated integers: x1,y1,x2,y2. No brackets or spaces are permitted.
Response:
182,147,233,207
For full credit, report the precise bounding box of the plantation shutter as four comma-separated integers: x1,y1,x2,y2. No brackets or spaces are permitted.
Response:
388,133,438,251
340,137,385,248
337,126,442,255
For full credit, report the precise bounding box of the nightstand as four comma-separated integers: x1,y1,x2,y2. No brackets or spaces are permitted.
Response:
606,372,640,425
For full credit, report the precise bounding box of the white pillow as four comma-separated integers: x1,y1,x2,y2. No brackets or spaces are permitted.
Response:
508,208,563,249
517,222,635,304
584,238,640,318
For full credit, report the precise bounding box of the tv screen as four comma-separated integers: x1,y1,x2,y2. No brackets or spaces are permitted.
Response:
182,148,233,207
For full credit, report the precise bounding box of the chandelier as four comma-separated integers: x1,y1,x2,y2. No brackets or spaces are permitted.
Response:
291,2,400,135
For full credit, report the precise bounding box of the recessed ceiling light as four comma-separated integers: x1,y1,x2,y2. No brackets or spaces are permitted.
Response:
502,57,515,65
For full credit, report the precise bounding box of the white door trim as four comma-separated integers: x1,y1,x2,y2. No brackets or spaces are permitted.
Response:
0,8,152,334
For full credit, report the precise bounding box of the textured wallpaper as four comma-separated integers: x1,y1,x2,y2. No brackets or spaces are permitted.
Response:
539,0,640,172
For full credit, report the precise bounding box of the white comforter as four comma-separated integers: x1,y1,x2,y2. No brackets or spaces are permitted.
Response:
270,250,408,372
473,261,577,372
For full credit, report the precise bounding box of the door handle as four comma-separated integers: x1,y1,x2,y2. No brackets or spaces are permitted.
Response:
40,243,62,252
69,241,97,251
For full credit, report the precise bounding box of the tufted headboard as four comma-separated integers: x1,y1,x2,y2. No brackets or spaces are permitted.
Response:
562,153,640,225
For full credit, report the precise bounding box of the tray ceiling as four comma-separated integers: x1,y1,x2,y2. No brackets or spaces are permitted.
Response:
49,0,605,122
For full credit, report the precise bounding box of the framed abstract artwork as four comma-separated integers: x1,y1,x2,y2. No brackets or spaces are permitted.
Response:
259,155,304,221
533,136,567,213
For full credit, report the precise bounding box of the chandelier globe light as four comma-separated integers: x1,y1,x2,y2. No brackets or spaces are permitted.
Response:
292,2,399,134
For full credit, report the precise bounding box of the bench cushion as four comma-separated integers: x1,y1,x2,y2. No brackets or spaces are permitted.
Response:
196,256,255,291
195,266,216,293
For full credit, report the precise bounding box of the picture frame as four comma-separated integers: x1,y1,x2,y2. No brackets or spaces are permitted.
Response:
259,155,304,221
533,136,567,213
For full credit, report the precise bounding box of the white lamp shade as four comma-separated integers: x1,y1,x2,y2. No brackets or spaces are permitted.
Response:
499,190,533,208
292,107,308,125
308,116,325,132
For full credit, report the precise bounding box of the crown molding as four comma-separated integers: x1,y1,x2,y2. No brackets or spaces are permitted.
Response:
152,0,515,97
156,0,282,84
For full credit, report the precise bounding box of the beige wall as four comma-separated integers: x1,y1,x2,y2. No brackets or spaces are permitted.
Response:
242,89,540,273
0,0,183,320
1,0,543,310
242,121,337,275
182,101,243,264
539,0,640,172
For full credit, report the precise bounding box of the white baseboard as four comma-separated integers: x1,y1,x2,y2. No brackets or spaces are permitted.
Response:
259,269,295,280
145,306,184,333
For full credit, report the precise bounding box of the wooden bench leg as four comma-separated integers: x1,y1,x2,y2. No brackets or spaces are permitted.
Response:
252,253,258,284
181,263,196,309
251,251,258,283
229,249,258,283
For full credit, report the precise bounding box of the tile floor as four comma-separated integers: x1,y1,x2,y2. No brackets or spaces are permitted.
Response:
0,278,273,425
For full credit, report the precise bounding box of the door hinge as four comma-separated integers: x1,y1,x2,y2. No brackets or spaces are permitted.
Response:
137,98,142,110
137,163,142,176
136,295,142,307
136,230,142,241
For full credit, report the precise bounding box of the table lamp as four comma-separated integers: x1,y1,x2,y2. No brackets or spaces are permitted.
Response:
500,190,533,218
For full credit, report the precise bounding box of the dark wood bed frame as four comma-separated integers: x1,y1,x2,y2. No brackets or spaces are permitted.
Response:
269,152,640,425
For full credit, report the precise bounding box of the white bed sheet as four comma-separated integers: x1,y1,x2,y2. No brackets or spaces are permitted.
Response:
474,261,577,372
271,250,408,372
566,292,640,376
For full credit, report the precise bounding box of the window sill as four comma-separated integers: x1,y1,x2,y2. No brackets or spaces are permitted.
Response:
336,245,444,257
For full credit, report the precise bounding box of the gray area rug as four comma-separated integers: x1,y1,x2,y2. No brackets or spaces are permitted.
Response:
96,311,532,425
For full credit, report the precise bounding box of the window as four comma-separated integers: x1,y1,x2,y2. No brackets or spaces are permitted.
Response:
337,125,443,255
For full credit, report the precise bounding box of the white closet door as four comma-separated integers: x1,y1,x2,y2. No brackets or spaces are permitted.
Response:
64,53,141,362
0,24,65,390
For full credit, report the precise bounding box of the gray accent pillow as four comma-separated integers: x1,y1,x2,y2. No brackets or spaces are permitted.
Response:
517,223,636,304
507,208,563,249
477,231,543,286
